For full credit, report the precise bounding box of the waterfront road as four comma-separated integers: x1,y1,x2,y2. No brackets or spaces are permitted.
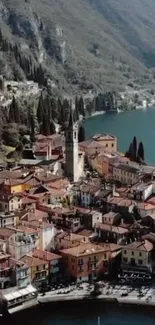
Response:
8,283,155,315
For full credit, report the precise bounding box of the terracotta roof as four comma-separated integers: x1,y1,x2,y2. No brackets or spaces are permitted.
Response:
0,252,10,260
79,139,105,149
20,255,48,267
61,243,108,257
0,228,15,238
137,203,155,210
10,258,27,268
33,249,61,261
77,229,94,237
0,170,26,179
92,133,116,141
56,231,84,242
17,225,39,234
36,173,62,183
96,223,129,234
108,197,135,207
22,197,37,204
124,240,153,252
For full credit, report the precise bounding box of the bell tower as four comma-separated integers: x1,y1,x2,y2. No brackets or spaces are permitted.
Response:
65,108,79,182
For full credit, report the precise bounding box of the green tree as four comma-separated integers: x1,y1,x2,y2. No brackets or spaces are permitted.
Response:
137,142,144,161
78,125,85,142
0,76,4,91
95,96,100,111
128,142,136,161
78,97,85,117
2,123,19,147
132,136,137,158
9,96,20,123
50,120,56,135
41,114,50,136
37,92,44,124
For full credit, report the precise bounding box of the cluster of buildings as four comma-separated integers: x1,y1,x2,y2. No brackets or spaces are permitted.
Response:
1,109,155,309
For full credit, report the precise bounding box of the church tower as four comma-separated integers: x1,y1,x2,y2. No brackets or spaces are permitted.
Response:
65,108,79,182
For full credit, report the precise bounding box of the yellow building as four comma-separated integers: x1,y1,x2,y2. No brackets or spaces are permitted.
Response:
121,240,153,273
20,255,49,286
92,133,117,153
112,163,140,185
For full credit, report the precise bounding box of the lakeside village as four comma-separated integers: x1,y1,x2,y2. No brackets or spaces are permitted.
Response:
2,110,155,313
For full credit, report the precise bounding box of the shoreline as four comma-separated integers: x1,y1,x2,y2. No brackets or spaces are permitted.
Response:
5,283,155,316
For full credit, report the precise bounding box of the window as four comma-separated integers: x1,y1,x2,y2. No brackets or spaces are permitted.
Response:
139,252,142,257
74,132,76,139
106,144,108,147
111,143,114,147
132,251,134,256
138,259,143,265
123,257,128,263
72,265,74,271
78,265,82,272
124,250,127,255
5,205,7,210
11,205,13,211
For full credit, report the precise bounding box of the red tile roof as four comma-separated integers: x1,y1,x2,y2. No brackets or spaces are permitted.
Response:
33,249,61,261
20,255,48,267
0,228,15,238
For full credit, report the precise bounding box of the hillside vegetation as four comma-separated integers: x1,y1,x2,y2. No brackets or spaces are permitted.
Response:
0,0,155,93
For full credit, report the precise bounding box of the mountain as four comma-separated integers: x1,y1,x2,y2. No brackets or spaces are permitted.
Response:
0,0,155,94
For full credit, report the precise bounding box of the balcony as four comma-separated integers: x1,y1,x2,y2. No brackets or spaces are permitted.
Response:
17,274,28,280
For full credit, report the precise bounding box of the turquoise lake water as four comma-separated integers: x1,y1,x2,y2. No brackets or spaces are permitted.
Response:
84,108,155,165
8,302,155,325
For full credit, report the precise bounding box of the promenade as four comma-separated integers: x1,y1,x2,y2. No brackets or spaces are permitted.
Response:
37,282,155,306
6,282,155,315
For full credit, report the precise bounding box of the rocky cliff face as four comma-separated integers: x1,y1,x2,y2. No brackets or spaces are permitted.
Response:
0,0,155,94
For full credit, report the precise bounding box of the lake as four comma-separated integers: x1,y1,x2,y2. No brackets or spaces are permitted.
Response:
84,108,155,165
5,301,155,325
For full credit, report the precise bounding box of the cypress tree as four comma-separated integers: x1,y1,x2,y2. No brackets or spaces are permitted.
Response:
50,120,56,135
78,125,85,143
128,142,135,161
138,142,144,161
95,96,100,111
132,136,137,160
37,92,44,124
0,76,4,91
41,114,50,136
9,96,20,124
78,97,85,117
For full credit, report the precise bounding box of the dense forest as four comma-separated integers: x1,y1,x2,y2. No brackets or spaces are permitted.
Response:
0,90,118,150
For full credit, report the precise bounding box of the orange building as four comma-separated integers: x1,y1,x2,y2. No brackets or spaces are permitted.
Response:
92,133,117,153
60,243,109,282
